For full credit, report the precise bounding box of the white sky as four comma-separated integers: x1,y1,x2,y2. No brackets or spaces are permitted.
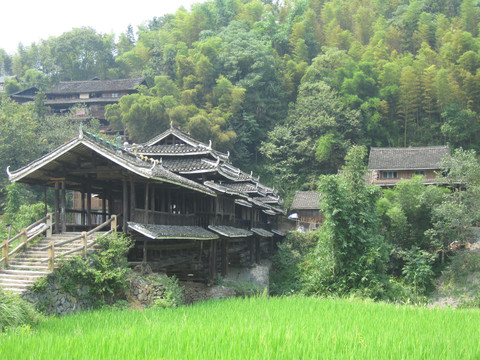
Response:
1,0,206,55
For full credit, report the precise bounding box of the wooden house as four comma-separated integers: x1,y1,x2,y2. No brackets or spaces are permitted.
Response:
290,191,323,231
367,146,450,187
9,87,39,103
7,127,285,281
44,77,145,123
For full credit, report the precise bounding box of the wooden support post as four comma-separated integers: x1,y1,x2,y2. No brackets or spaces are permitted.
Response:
111,215,117,232
102,190,107,223
221,238,229,276
54,181,59,234
86,190,92,227
249,238,254,266
81,191,86,226
130,179,136,222
255,236,260,264
143,240,148,264
2,241,9,267
122,178,128,229
46,213,53,237
199,240,203,263
48,242,55,271
20,229,27,250
82,232,88,259
107,186,113,218
61,180,66,233
209,239,217,281
144,182,150,225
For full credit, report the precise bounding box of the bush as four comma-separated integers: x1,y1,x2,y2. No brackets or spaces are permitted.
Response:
270,231,317,295
0,290,41,332
151,275,184,309
36,232,134,307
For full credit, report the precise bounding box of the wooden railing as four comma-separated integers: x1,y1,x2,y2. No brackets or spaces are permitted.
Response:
0,214,54,268
39,215,119,270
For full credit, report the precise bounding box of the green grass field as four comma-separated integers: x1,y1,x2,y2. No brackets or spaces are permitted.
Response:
1,296,479,359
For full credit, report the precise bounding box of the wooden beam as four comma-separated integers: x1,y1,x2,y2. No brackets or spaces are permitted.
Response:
130,179,136,222
54,182,59,234
102,188,107,223
81,191,86,225
221,238,229,276
144,182,150,225
122,178,128,230
209,239,217,281
86,189,92,227
61,180,66,233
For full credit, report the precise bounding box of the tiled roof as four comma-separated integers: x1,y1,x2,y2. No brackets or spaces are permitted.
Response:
128,222,218,240
208,225,253,238
139,144,211,156
368,146,450,170
251,228,274,237
291,191,321,210
162,157,217,173
8,131,216,196
46,78,145,94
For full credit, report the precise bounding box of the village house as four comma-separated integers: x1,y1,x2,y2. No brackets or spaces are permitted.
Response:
4,126,285,283
44,77,145,127
289,191,323,232
367,146,451,187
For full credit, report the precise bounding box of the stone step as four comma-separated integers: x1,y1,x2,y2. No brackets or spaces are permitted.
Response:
1,287,26,294
0,269,51,276
9,264,48,270
0,278,37,285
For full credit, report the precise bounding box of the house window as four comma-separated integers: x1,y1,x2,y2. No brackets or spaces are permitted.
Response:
112,92,119,98
382,171,398,179
414,171,426,176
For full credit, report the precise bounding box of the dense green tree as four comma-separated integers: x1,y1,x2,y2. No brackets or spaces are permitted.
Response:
301,146,389,299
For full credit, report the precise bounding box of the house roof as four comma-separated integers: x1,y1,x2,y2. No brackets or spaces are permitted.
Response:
45,78,145,94
138,144,212,156
368,146,450,171
251,228,274,237
291,191,321,210
208,225,253,238
128,222,218,240
7,130,216,196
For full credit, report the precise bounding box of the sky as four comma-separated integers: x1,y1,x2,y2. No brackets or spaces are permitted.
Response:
1,0,206,55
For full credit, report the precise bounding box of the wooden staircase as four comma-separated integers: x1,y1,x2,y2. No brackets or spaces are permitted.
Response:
0,232,105,294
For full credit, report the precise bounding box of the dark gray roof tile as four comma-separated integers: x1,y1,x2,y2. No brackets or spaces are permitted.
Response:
46,78,145,94
128,222,218,240
291,191,321,210
368,146,450,170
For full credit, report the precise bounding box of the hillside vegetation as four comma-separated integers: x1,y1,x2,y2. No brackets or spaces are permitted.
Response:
2,0,480,197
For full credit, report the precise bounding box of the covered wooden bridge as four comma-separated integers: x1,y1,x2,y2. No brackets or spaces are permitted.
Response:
7,128,285,281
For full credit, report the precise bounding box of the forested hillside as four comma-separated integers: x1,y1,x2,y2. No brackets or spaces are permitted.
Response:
1,0,480,198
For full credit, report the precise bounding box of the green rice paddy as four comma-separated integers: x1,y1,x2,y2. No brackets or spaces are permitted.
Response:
1,296,479,359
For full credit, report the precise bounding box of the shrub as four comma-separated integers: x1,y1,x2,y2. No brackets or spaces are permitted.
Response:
0,290,41,332
36,232,134,307
151,275,184,309
270,231,317,295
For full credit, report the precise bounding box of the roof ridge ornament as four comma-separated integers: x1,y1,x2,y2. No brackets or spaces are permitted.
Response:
6,166,11,178
208,140,212,150
170,120,173,129
79,122,84,139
